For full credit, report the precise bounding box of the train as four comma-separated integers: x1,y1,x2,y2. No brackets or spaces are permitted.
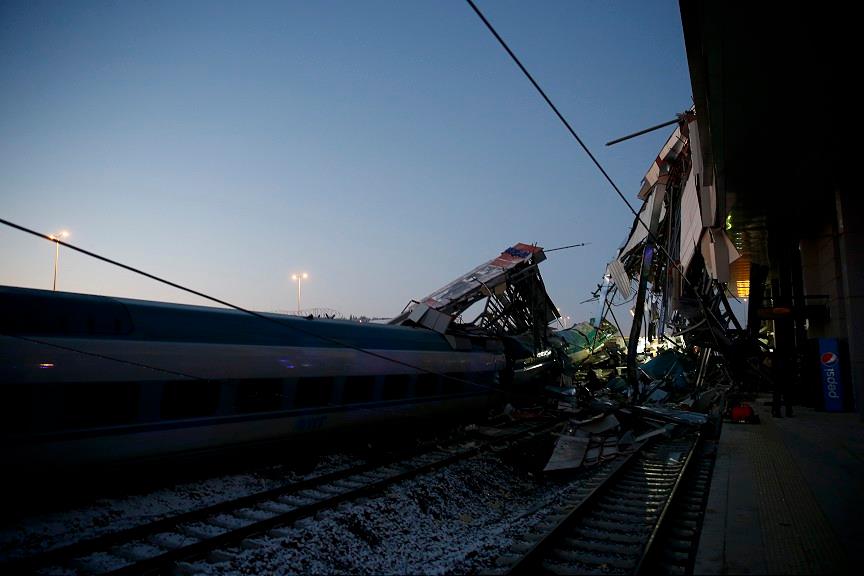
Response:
0,285,508,472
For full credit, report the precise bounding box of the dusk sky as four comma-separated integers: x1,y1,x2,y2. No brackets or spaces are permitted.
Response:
0,0,691,325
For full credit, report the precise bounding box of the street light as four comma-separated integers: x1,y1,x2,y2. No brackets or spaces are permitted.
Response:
48,230,69,291
291,272,309,314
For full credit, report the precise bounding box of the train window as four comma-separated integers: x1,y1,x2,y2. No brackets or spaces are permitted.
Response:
342,375,377,404
415,373,440,397
382,375,410,401
161,381,220,420
234,380,282,413
294,377,332,408
62,382,140,429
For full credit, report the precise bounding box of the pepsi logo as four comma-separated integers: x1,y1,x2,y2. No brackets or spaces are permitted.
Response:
821,352,838,365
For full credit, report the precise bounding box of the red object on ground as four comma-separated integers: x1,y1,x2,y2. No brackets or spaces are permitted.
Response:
731,404,755,422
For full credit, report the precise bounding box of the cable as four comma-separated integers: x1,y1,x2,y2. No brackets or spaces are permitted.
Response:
3,333,206,381
464,0,642,221
605,302,626,342
612,291,638,306
606,117,681,147
4,8,730,390
0,334,455,425
545,242,589,252
586,282,614,349
463,1,734,345
0,217,503,393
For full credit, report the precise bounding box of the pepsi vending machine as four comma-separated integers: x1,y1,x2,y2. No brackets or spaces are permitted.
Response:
818,338,845,412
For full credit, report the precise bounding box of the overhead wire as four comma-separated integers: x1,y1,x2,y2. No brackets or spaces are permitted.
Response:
545,242,589,253
3,5,734,391
0,217,505,394
463,0,642,222
605,300,626,342
612,291,638,306
463,0,737,350
588,286,611,350
4,333,207,381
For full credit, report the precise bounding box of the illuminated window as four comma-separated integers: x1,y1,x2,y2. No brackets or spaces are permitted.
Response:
730,258,751,299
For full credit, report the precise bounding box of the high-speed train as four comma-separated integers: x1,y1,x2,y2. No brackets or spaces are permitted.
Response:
0,285,507,471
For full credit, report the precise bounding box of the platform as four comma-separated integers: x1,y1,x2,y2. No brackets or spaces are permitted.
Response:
695,395,863,574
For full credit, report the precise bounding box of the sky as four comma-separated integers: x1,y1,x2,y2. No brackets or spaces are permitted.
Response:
0,0,692,325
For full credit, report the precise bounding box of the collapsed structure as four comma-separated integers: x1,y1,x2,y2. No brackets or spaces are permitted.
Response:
391,242,559,343
606,111,746,392
541,112,760,471
391,243,568,385
391,114,777,470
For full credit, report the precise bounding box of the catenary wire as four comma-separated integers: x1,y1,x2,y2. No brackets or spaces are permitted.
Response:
605,300,626,342
4,8,731,385
0,217,503,392
464,0,642,221
463,0,737,344
2,333,206,381
545,242,589,252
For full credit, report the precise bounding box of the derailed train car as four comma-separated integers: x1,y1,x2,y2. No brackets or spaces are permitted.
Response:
0,285,506,471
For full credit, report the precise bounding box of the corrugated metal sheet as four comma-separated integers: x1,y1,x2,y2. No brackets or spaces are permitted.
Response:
607,259,631,299
680,160,702,271
700,227,741,282
619,186,666,261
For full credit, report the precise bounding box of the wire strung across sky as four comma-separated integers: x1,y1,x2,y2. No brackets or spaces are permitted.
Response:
7,332,206,381
2,5,733,384
545,242,589,253
0,217,505,393
463,0,736,344
463,0,642,222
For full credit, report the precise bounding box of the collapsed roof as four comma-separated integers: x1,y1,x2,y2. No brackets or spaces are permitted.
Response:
390,243,559,346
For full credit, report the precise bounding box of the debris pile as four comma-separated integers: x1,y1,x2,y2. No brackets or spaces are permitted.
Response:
541,338,724,472
535,110,778,471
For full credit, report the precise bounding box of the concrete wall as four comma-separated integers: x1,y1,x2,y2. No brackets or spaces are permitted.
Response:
836,187,864,418
800,229,845,339
800,187,863,417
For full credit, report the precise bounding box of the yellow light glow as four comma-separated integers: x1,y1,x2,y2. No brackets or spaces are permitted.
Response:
736,280,750,299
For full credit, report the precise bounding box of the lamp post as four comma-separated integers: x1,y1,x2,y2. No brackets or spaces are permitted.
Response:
291,272,308,314
49,230,69,291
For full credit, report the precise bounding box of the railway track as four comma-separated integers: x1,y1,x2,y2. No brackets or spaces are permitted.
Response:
489,431,702,576
5,417,564,575
638,438,717,575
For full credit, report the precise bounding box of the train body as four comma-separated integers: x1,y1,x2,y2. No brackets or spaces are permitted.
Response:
0,286,507,470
